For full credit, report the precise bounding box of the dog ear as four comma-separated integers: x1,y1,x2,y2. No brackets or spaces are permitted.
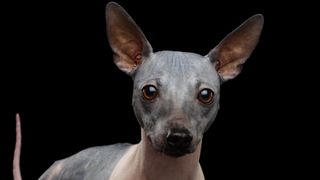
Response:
207,14,264,81
106,2,153,75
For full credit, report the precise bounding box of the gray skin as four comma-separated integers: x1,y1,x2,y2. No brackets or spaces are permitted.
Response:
33,2,263,180
38,144,131,180
38,51,221,180
132,51,221,155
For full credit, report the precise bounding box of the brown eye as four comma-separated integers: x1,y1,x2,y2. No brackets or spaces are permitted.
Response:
142,85,158,101
198,88,214,105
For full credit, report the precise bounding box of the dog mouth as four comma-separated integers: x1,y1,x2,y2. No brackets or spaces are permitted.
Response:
148,136,195,157
163,145,194,157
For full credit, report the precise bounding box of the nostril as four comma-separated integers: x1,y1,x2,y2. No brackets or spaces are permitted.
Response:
166,132,193,147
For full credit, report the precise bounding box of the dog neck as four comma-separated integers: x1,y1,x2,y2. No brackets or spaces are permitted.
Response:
109,128,204,180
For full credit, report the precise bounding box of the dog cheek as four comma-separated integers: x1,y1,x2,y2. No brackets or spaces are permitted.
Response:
132,99,146,128
203,103,220,132
152,120,168,147
189,118,204,143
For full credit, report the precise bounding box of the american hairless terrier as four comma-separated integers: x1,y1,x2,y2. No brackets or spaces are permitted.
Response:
13,2,263,180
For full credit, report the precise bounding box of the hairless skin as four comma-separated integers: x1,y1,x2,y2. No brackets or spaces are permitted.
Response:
13,2,263,180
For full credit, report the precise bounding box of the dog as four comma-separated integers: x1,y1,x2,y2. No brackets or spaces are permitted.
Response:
13,2,263,180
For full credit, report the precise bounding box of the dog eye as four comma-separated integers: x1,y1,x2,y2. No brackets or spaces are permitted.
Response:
198,88,214,105
142,85,158,101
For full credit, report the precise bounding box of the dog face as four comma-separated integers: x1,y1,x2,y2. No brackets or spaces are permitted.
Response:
132,51,221,156
106,2,263,157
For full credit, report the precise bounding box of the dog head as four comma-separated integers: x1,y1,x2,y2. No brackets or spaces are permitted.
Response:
106,2,263,157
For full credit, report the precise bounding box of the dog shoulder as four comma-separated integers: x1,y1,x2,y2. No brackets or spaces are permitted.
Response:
38,143,132,180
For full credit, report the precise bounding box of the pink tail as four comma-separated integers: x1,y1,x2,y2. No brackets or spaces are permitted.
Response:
13,113,22,180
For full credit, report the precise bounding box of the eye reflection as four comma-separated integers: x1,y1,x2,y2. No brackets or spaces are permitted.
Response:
198,88,214,105
142,85,158,101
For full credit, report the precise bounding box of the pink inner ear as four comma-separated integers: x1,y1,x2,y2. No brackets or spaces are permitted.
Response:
114,39,143,68
207,14,263,81
106,2,153,75
215,60,221,71
134,52,142,62
130,51,142,68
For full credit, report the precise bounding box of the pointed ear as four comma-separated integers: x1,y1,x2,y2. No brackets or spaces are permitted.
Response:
106,2,153,75
207,14,264,81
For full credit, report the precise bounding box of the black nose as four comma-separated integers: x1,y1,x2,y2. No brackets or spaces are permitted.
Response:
166,131,193,148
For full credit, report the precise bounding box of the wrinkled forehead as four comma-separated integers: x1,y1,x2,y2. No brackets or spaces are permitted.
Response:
134,51,220,88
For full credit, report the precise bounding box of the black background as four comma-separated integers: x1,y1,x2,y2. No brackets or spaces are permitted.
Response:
1,0,313,179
